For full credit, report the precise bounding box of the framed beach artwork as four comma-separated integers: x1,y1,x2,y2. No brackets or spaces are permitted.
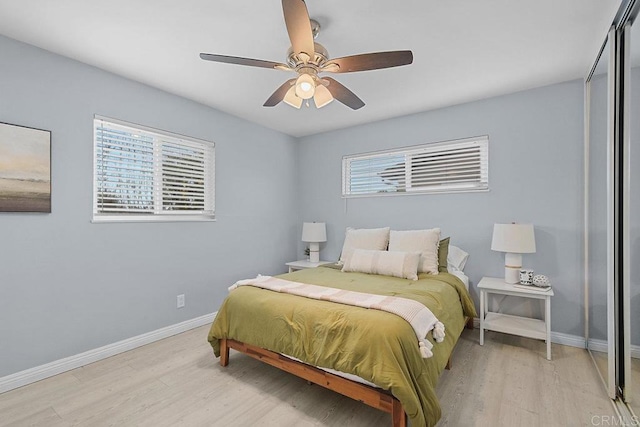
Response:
0,122,51,213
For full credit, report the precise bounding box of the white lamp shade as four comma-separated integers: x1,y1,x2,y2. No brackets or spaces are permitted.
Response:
302,222,327,243
491,223,536,253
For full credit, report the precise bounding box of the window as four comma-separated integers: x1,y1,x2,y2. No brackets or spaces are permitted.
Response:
93,116,215,222
342,136,488,197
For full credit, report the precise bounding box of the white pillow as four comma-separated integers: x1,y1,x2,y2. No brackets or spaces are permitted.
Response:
342,249,420,280
388,228,441,274
447,245,469,271
339,227,390,264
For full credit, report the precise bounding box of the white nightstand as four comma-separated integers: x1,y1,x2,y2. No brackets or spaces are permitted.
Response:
478,276,554,360
286,260,333,273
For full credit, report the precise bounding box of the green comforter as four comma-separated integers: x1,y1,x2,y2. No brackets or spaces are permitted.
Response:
208,265,476,427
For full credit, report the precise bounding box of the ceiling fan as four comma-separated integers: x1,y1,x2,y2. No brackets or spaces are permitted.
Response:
200,0,413,110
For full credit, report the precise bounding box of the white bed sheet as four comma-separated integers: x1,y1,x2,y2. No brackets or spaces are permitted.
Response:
282,353,378,387
448,269,469,291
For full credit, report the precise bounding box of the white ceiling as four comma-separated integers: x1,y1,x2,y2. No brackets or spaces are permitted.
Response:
0,1,620,137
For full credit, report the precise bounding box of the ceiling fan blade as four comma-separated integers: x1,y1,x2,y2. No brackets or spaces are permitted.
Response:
200,53,291,71
323,77,365,110
322,51,413,73
281,0,315,57
263,79,297,107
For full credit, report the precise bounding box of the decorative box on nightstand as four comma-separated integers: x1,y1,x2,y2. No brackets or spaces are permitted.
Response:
478,276,554,360
285,260,332,273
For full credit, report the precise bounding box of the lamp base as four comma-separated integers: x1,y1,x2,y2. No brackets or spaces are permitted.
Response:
505,267,521,284
309,242,320,263
504,252,522,284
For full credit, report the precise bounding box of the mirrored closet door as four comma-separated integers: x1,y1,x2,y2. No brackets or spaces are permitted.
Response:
586,28,616,398
586,0,640,415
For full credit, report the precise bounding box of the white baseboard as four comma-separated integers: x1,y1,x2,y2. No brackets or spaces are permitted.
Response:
551,331,586,348
588,339,608,354
0,312,217,394
588,338,640,359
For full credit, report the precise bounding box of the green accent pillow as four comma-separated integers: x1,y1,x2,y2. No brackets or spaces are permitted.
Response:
438,237,450,273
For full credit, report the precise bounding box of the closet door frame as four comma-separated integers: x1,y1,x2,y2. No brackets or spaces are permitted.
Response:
608,26,620,400
621,19,632,404
615,1,638,403
584,26,618,399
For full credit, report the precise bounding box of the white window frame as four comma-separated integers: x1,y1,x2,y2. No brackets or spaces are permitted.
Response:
342,136,489,198
92,115,215,223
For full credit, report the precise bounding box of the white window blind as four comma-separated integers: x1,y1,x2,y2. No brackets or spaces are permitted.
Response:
93,116,215,222
342,136,488,197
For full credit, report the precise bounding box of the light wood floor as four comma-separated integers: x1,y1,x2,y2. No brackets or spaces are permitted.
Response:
630,358,640,416
593,351,640,417
0,326,616,427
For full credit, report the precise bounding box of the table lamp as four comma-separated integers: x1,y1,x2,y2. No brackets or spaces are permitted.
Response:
491,223,536,284
302,222,327,263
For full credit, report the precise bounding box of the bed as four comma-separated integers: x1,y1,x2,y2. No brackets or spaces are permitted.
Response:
207,262,476,427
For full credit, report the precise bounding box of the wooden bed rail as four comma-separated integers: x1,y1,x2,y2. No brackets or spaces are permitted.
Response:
218,317,471,427
219,338,407,427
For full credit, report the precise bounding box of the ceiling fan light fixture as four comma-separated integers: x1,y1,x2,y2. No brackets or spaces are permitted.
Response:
295,73,315,99
283,86,302,109
314,84,333,108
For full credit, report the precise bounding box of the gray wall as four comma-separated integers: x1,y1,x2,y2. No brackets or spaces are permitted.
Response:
0,35,298,377
296,80,585,337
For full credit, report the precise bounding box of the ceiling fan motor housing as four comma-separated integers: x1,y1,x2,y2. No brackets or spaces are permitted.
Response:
287,42,329,70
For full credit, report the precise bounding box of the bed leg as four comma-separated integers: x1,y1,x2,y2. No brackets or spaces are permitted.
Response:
220,338,229,367
466,317,474,329
445,356,452,370
391,398,406,427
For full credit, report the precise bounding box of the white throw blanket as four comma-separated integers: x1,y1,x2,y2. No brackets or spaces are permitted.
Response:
229,275,445,358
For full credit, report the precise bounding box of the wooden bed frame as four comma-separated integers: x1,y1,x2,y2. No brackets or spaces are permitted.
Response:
218,317,473,427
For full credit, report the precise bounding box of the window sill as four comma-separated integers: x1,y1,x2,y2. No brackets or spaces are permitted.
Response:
342,187,490,198
91,215,216,223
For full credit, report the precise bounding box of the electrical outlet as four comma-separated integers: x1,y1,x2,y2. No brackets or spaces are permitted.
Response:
177,294,185,309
